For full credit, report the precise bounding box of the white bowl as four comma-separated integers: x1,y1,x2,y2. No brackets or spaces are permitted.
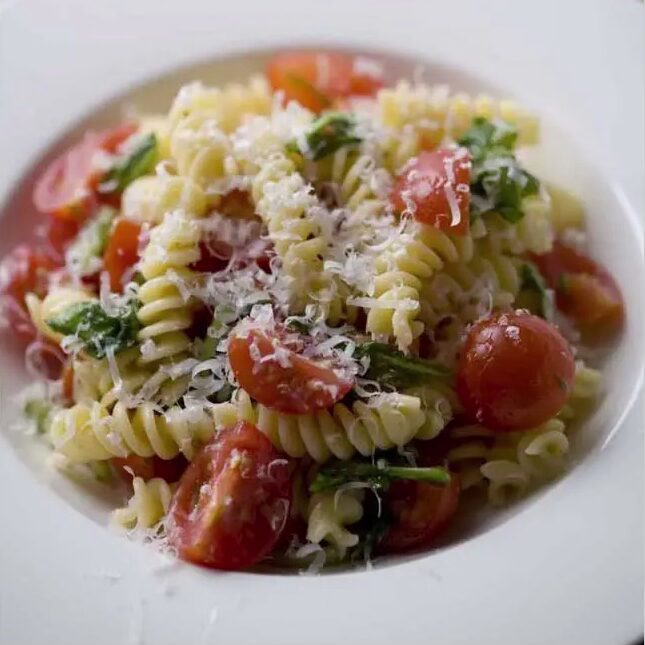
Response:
0,1,642,644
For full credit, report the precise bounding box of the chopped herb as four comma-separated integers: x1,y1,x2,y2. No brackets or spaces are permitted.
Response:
289,112,361,161
310,460,451,494
66,206,116,276
47,300,140,359
354,342,452,389
458,117,539,224
99,132,157,194
519,262,555,320
23,398,52,434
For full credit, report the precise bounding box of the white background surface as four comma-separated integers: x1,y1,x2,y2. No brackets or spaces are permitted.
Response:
0,1,643,644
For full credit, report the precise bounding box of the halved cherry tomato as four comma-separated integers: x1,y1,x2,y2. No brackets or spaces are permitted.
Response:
228,323,355,414
266,51,383,112
33,123,138,222
0,245,58,342
457,311,575,432
43,215,81,260
378,475,460,554
531,241,624,338
167,421,292,571
112,454,189,484
102,218,142,292
390,148,472,235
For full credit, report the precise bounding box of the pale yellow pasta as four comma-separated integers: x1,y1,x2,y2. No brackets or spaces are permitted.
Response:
112,477,174,531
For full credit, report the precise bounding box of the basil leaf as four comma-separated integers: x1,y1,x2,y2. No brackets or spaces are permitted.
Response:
459,118,540,224
354,342,451,389
66,206,116,276
290,112,362,161
519,262,555,321
99,132,157,194
47,300,140,359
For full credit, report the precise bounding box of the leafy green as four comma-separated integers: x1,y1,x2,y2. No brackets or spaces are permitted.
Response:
289,112,361,161
47,300,140,359
354,342,451,389
519,262,554,320
310,460,451,494
66,206,116,276
99,132,157,194
458,117,540,224
23,398,53,434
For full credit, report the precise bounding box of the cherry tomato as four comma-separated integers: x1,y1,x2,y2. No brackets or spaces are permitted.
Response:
112,454,189,483
61,360,75,405
42,215,81,261
33,123,138,222
0,245,57,342
391,148,472,235
102,218,142,292
457,311,575,432
531,241,624,338
228,323,355,414
378,475,460,554
167,421,292,571
266,51,383,112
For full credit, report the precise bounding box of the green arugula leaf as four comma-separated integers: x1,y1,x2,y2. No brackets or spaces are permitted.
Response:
24,398,53,434
289,112,362,161
459,118,540,224
66,206,116,276
47,300,140,359
99,132,157,194
519,261,555,320
354,342,451,389
310,460,451,494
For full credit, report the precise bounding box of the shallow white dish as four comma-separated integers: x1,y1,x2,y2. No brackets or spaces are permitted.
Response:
0,1,643,644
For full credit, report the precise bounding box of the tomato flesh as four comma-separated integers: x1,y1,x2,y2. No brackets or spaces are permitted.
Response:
102,218,142,292
112,454,189,483
228,324,355,414
378,476,460,554
267,51,383,112
391,148,471,235
0,245,58,342
457,311,575,432
43,215,81,261
531,241,624,338
167,421,292,571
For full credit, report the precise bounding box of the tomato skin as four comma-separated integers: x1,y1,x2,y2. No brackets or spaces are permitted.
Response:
98,122,137,155
267,51,383,112
61,360,75,404
390,148,471,235
102,218,142,292
378,476,460,554
167,421,293,571
112,454,189,483
531,241,624,338
43,215,81,261
228,324,355,414
0,245,58,342
457,312,575,432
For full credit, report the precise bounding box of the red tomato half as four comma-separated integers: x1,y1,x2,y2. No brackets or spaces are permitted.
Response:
112,454,189,483
228,323,355,414
103,218,142,292
0,245,57,342
531,241,624,338
390,148,472,235
457,312,575,432
43,215,81,260
33,123,138,222
267,51,383,112
167,421,292,571
379,476,460,554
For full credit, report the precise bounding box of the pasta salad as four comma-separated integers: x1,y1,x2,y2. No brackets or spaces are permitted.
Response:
0,50,625,571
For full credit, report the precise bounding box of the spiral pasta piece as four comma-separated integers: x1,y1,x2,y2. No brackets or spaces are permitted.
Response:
558,360,602,421
306,489,364,558
168,76,272,135
213,390,430,463
377,81,539,166
480,459,531,506
444,424,497,490
112,477,174,531
515,418,569,480
49,401,213,463
122,175,207,224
